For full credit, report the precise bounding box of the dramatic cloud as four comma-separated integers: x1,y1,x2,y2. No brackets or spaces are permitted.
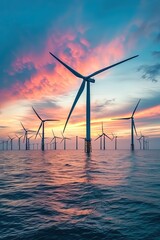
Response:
138,64,160,82
0,29,126,108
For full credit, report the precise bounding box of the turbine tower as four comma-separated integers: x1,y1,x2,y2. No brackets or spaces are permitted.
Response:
32,107,59,151
137,136,142,150
95,122,112,150
61,132,71,150
50,130,61,150
27,135,33,150
112,133,118,150
16,135,23,150
50,52,138,153
21,122,32,150
8,136,15,150
113,99,141,151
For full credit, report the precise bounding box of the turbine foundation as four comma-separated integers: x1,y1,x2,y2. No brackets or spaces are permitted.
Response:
85,140,92,153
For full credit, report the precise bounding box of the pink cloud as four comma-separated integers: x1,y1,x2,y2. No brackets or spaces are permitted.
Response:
0,29,126,108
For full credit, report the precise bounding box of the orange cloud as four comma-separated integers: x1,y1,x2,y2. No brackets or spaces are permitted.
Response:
0,30,126,108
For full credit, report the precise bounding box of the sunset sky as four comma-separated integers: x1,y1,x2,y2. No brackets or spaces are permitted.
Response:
0,0,160,149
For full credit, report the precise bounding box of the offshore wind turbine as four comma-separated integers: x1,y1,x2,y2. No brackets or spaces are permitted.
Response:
95,122,112,150
112,99,141,151
137,136,142,150
8,136,15,150
21,122,31,150
16,135,23,150
50,52,138,153
112,133,118,150
50,130,61,150
61,132,71,150
27,135,33,150
32,107,59,151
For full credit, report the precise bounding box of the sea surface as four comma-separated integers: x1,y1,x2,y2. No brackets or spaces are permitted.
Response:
0,150,160,240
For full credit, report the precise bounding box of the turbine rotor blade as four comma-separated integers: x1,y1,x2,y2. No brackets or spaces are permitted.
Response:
102,122,103,133
63,80,86,133
49,52,84,78
132,99,141,117
21,122,26,131
23,132,27,143
112,117,131,120
52,130,55,137
87,55,139,78
133,120,138,136
104,133,112,140
95,134,102,141
50,137,55,143
32,107,42,121
35,122,42,139
44,119,59,122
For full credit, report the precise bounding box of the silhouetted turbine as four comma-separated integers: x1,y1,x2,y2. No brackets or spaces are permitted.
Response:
112,99,141,151
112,133,118,150
95,122,112,150
21,122,32,150
16,135,23,150
61,132,71,150
32,107,59,151
8,136,15,150
50,130,61,150
50,52,138,153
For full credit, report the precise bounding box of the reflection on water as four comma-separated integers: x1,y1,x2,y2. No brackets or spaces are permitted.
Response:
0,150,160,240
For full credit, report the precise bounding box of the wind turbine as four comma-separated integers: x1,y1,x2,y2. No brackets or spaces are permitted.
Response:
95,122,112,150
8,136,15,150
50,130,61,150
27,135,33,150
16,135,23,150
112,133,118,150
50,52,138,153
32,107,59,151
61,132,71,150
112,99,141,151
137,135,142,150
21,122,32,150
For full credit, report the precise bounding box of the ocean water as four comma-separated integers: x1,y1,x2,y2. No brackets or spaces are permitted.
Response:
0,150,160,240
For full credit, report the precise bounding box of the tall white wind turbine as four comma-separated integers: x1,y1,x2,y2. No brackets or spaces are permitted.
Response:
16,135,23,150
32,107,59,151
50,52,138,153
21,122,33,150
95,122,112,150
50,130,61,150
113,99,141,151
61,132,71,150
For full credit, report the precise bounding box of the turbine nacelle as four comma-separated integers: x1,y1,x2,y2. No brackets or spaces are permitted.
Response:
84,77,95,83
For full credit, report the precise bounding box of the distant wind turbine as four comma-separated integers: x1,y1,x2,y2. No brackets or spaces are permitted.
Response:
16,135,23,150
61,132,71,150
50,130,61,150
112,133,118,150
27,135,33,150
50,52,138,153
21,122,32,150
76,136,78,150
112,99,141,151
95,122,112,150
8,136,15,150
32,107,59,151
137,136,142,150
